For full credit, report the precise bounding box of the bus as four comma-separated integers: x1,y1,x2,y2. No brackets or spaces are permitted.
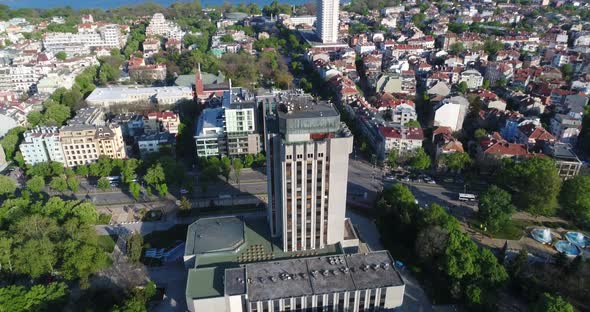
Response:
458,193,477,202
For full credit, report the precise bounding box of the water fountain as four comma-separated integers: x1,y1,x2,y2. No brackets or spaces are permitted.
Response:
531,228,553,244
554,240,582,257
564,231,590,249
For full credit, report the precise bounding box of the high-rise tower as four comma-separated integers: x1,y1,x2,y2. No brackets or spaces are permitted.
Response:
316,0,340,43
265,93,353,252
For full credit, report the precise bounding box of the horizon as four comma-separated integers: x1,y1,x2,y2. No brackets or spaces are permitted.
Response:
0,0,309,10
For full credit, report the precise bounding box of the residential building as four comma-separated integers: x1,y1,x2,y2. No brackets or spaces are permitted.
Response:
59,124,126,167
20,127,66,166
225,101,261,156
550,113,582,146
67,107,105,126
137,132,176,157
316,0,339,44
516,123,556,146
542,142,582,180
129,64,167,82
432,126,464,167
146,13,184,40
378,126,423,158
43,24,124,54
477,133,530,167
146,111,180,135
459,69,484,89
194,107,226,157
266,95,353,251
433,96,469,131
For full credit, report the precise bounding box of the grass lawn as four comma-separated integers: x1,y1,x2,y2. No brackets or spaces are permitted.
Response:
467,219,533,240
98,235,117,253
97,213,112,225
143,224,188,249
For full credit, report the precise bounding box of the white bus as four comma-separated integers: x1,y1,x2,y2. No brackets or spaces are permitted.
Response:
458,193,477,201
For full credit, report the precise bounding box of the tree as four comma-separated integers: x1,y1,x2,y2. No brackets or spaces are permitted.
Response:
72,202,99,224
144,164,165,188
49,176,68,193
127,232,143,263
27,111,43,127
244,154,254,168
478,186,515,232
43,103,71,126
129,182,141,201
67,176,80,192
560,63,573,81
97,177,111,191
449,42,465,56
559,175,590,224
0,236,13,272
387,150,398,168
457,81,468,94
410,148,431,170
441,152,471,171
13,238,56,278
532,293,574,312
0,282,68,311
500,157,561,216
412,13,426,27
75,165,89,177
0,176,17,196
482,79,491,90
220,156,232,182
474,128,487,139
0,127,25,161
26,176,45,194
483,39,504,55
55,51,67,61
232,158,243,186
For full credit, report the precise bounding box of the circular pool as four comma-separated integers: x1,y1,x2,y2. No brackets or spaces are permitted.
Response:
565,231,590,249
554,240,582,257
531,228,553,244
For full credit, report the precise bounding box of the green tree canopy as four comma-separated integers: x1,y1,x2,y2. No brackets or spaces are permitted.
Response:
478,185,515,232
410,148,431,170
532,293,574,312
440,152,471,171
559,175,590,225
500,157,561,216
0,176,17,196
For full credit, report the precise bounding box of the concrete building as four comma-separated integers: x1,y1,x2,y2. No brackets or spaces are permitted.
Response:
59,124,126,167
316,0,339,44
266,95,353,251
67,107,105,126
542,143,582,180
183,216,404,312
550,113,582,146
459,69,484,89
20,127,66,166
137,132,175,157
145,13,184,40
433,96,469,131
378,126,423,158
85,86,193,108
195,107,227,157
146,111,180,135
43,24,123,54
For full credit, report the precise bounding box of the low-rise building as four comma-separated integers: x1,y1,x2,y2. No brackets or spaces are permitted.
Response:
542,143,582,180
433,96,469,131
459,69,484,89
137,132,176,157
85,86,193,108
550,113,582,146
146,111,180,134
378,126,423,158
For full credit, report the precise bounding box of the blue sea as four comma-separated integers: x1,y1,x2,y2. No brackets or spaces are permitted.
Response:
0,0,307,10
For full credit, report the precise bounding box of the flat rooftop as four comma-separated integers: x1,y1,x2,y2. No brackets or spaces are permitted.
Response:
195,107,224,137
298,29,349,49
185,216,245,256
245,250,404,301
86,86,192,102
185,216,342,300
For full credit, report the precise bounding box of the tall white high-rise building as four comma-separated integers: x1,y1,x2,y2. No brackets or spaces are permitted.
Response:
316,0,340,43
266,93,353,252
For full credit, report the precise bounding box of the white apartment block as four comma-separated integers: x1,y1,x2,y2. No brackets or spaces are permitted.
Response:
20,127,66,166
459,69,484,89
146,13,184,40
0,65,42,94
43,24,124,54
316,0,340,43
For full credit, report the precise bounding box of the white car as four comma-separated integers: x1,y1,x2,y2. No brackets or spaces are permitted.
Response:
180,188,189,194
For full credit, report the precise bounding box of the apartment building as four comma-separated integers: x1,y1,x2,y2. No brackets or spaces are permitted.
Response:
378,126,424,158
434,96,470,131
43,24,124,54
145,13,184,40
0,65,41,94
59,124,126,167
316,0,340,43
146,111,180,134
266,95,353,252
20,127,66,166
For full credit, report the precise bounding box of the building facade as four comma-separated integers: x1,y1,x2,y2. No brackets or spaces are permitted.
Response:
266,97,353,251
316,0,340,44
20,127,66,166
